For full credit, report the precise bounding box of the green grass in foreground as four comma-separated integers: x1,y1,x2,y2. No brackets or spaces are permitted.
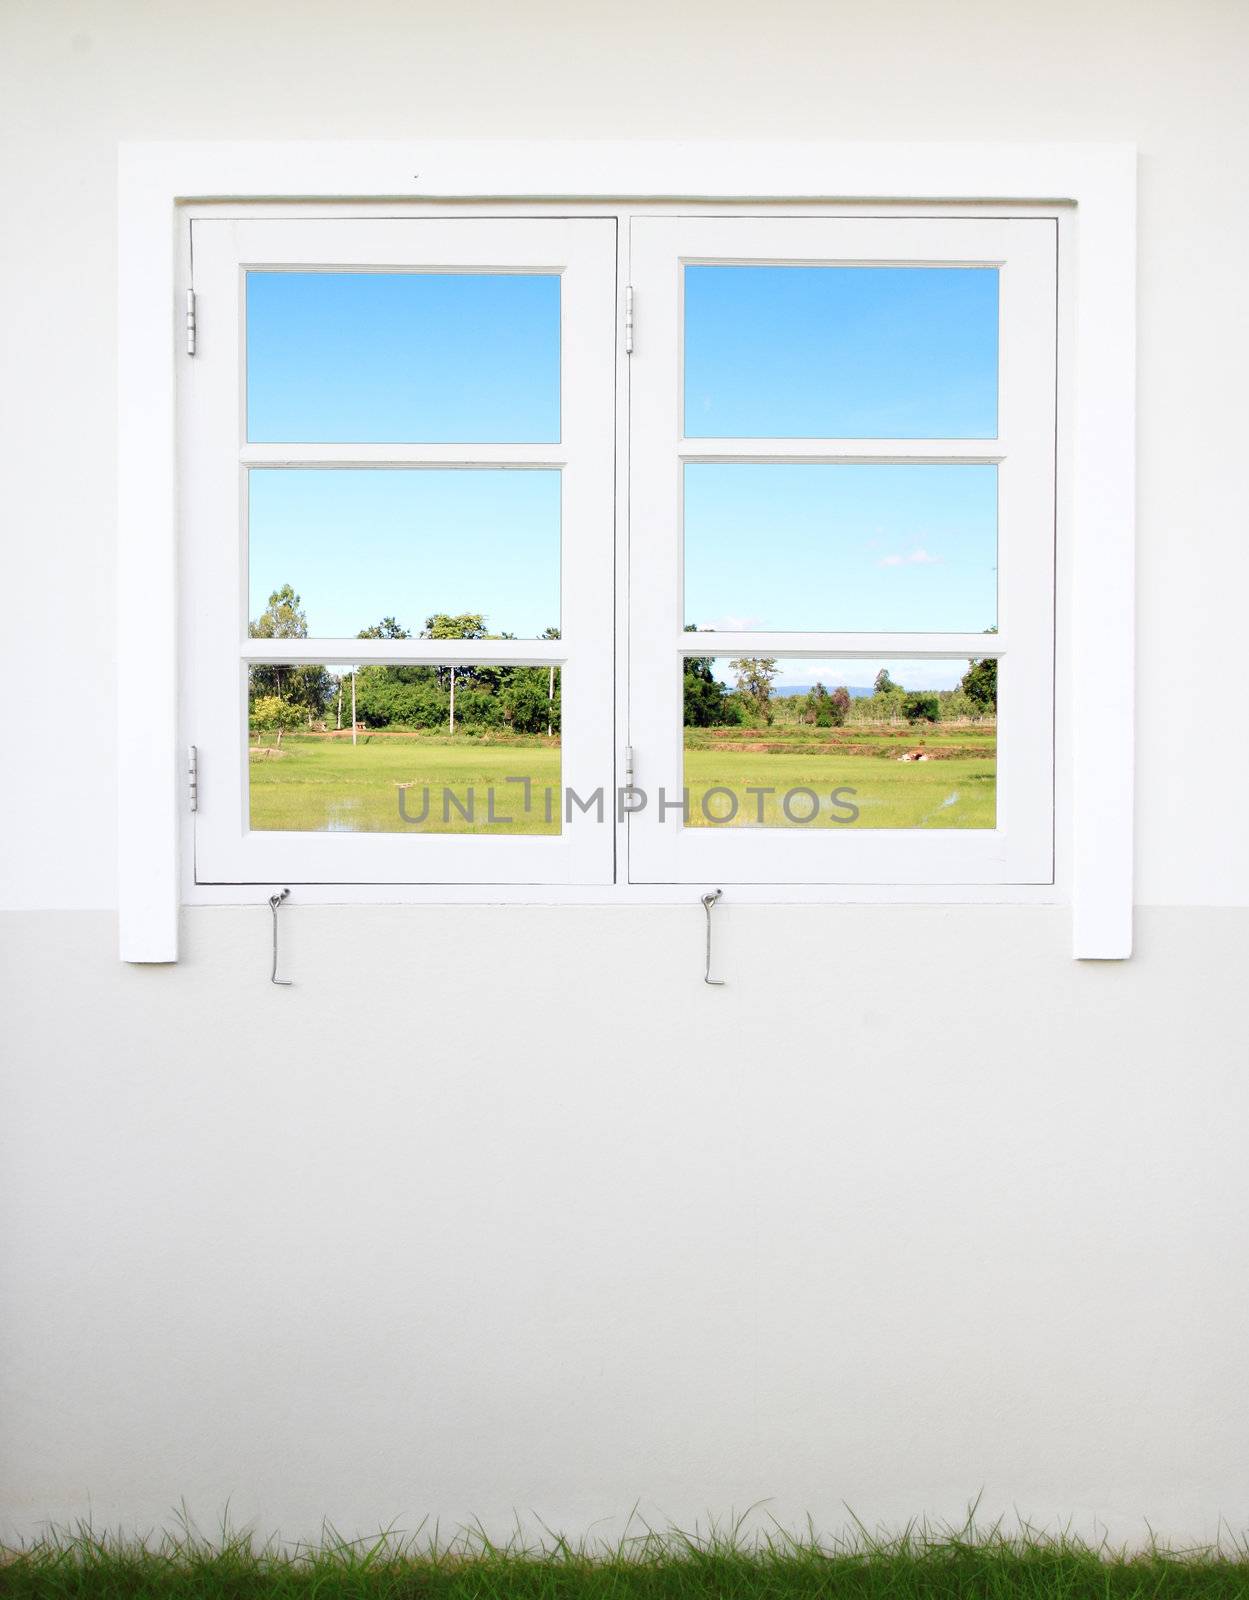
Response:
3,1521,1248,1600
684,745,995,831
248,734,563,835
685,724,996,830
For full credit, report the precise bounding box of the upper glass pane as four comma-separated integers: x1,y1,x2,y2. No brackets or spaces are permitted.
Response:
246,272,561,443
684,463,997,634
249,468,561,640
683,266,998,439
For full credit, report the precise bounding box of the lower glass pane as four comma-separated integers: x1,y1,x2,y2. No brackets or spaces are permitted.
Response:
248,663,562,835
682,656,996,830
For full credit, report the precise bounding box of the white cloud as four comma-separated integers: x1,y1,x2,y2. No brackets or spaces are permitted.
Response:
699,613,764,631
877,548,943,567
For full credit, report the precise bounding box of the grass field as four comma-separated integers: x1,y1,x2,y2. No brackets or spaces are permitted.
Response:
249,732,564,834
247,724,996,834
3,1521,1246,1600
684,724,996,830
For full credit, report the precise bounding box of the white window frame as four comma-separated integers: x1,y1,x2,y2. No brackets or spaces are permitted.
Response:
186,216,616,887
627,214,1056,887
119,141,1135,961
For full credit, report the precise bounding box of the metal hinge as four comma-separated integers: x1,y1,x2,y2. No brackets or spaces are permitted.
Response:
188,744,199,811
624,285,634,355
185,289,197,356
624,745,635,787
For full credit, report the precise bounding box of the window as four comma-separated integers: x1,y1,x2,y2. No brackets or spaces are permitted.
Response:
626,217,1057,884
182,211,1055,891
121,144,1132,953
120,142,1134,959
184,219,616,884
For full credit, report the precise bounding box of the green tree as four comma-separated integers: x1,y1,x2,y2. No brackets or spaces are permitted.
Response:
730,656,780,725
423,612,488,642
247,584,330,718
873,667,896,696
503,670,561,734
250,583,307,640
351,670,445,728
357,616,411,640
683,657,741,727
904,691,940,724
802,682,851,728
326,610,572,735
938,687,979,721
803,682,829,724
249,583,306,705
960,655,998,712
422,613,491,719
681,625,737,727
342,619,414,726
248,695,291,735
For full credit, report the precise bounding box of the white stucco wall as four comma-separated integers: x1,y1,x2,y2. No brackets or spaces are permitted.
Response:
1,0,1247,1549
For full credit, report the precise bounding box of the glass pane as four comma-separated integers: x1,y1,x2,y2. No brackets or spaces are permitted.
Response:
249,469,561,640
246,272,560,443
681,656,996,829
684,463,996,633
248,663,562,835
684,265,998,439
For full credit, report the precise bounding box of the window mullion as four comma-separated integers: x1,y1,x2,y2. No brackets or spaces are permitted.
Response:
240,444,567,468
680,440,1008,464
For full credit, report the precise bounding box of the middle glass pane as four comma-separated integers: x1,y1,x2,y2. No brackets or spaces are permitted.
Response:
684,463,997,634
248,469,561,640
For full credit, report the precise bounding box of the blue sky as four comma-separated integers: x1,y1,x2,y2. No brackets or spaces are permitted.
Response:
685,462,996,636
684,265,998,438
249,469,561,638
247,271,560,443
246,267,998,663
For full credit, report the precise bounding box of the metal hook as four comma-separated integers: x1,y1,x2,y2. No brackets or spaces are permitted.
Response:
701,888,725,986
268,888,293,985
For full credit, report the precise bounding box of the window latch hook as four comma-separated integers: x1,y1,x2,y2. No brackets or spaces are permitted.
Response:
701,888,725,986
268,888,293,986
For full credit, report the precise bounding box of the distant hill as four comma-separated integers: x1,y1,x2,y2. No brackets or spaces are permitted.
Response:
772,684,875,699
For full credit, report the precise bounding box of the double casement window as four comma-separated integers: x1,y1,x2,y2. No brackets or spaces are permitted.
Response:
181,207,1058,893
